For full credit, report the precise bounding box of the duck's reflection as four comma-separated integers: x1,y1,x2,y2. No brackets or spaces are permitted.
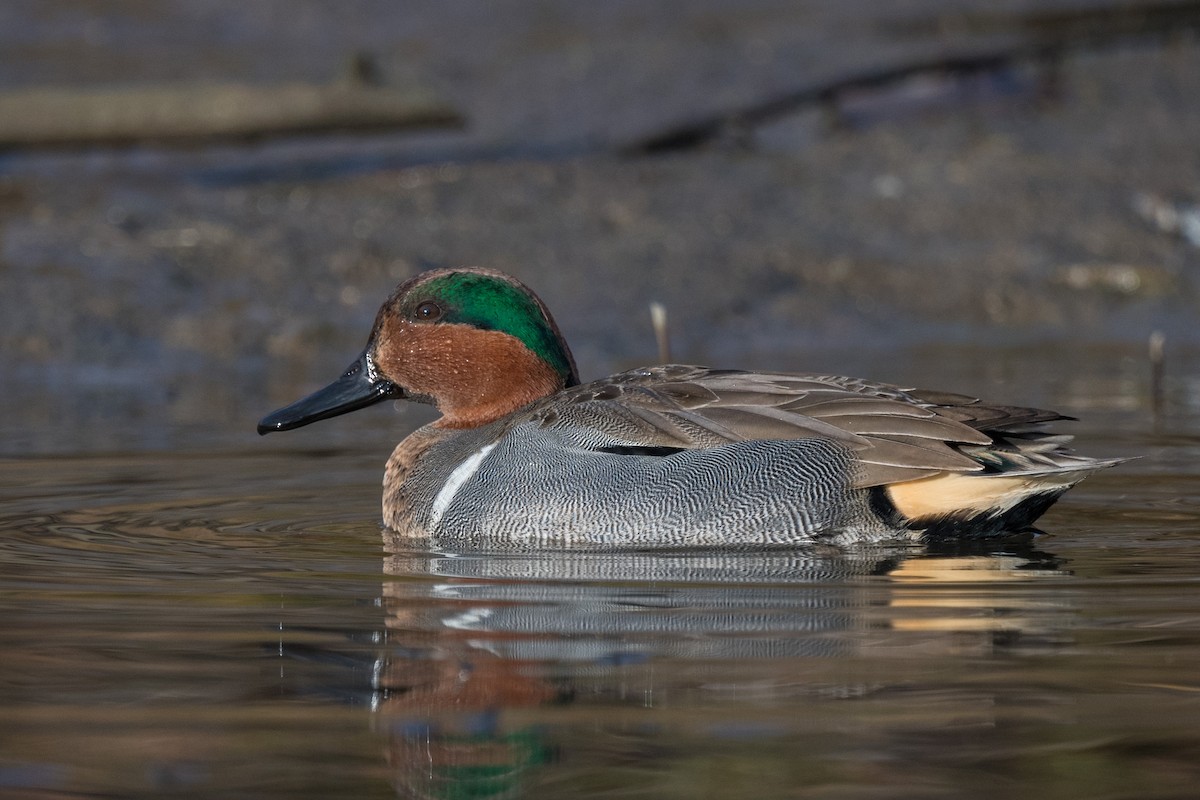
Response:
357,535,1068,798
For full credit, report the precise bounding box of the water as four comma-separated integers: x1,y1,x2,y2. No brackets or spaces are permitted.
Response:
2,347,1199,799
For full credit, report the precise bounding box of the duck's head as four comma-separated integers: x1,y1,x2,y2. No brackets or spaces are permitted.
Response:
258,267,579,433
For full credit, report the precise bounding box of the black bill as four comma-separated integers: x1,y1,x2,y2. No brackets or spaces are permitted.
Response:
257,350,401,434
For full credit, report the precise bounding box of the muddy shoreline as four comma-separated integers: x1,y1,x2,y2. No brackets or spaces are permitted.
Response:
1,2,1197,455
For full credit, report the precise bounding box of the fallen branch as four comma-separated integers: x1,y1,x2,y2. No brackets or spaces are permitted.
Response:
0,79,463,150
621,0,1200,154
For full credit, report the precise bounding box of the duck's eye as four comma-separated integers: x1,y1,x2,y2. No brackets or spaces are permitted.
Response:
414,301,443,322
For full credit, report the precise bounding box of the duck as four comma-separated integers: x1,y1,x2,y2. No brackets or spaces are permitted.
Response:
258,266,1119,549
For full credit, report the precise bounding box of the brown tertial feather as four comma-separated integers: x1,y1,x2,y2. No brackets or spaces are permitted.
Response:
511,365,1084,489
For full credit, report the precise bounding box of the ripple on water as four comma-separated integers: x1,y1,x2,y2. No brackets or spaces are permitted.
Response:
0,419,1199,798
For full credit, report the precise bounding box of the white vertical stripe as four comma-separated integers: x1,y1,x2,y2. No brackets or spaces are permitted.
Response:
429,442,497,530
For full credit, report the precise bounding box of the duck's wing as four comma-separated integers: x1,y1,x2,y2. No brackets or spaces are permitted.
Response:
523,365,1076,488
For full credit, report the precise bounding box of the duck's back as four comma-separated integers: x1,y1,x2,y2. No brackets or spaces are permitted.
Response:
388,365,1118,548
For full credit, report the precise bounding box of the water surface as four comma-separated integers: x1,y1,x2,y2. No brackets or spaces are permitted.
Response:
2,349,1199,799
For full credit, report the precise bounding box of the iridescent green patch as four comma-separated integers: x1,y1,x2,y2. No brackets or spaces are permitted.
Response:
420,273,574,383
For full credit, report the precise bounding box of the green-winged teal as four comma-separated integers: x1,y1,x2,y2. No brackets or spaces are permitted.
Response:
259,267,1118,548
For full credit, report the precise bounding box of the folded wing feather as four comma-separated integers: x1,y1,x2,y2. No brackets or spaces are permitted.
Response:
529,365,1077,488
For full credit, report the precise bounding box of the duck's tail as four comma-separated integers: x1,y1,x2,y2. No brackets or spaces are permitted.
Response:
881,429,1125,537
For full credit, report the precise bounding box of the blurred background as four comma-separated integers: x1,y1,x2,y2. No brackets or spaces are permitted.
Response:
1,0,1198,456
